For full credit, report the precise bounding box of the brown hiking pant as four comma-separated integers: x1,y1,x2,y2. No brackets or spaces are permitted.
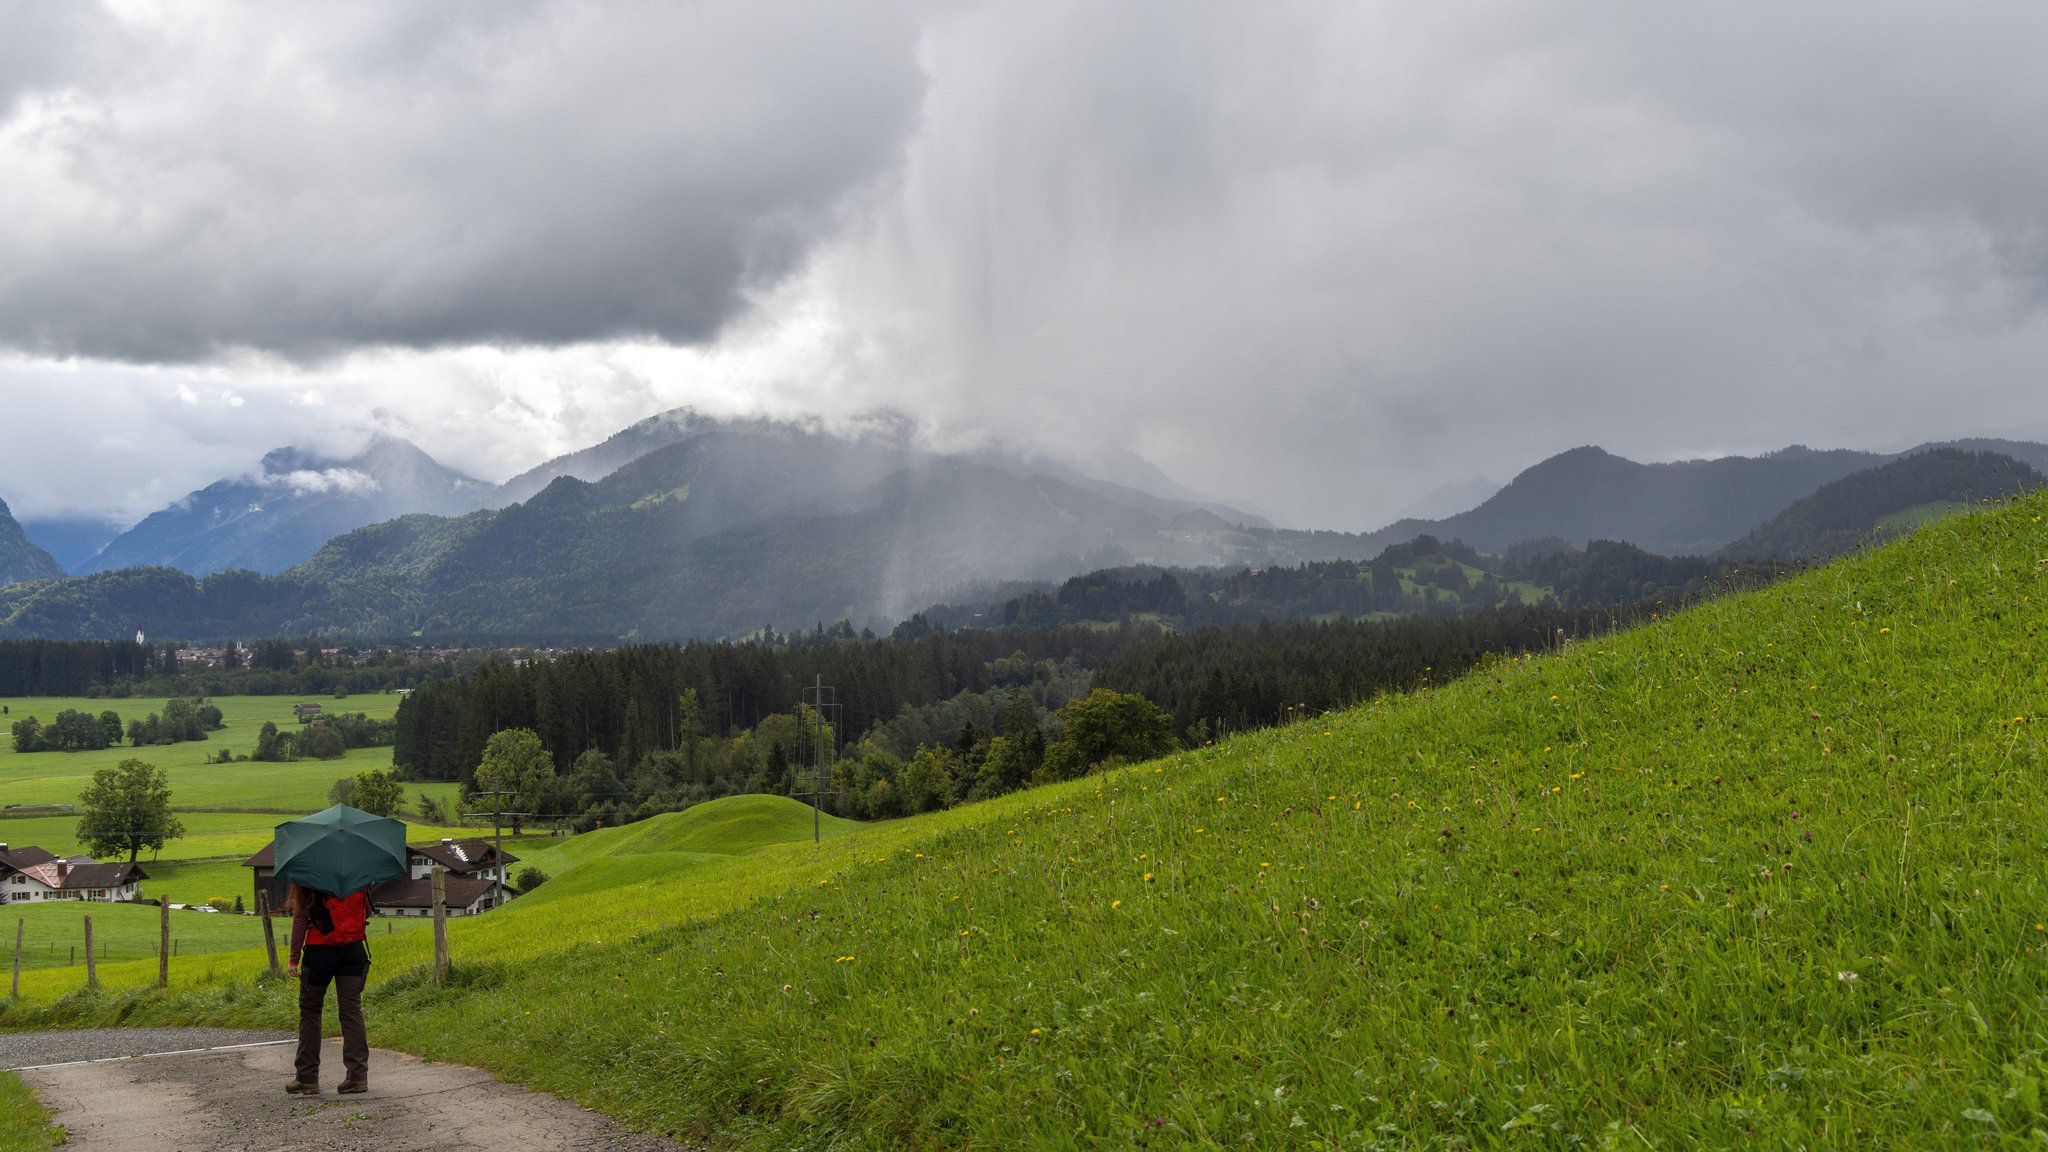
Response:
295,945,370,1085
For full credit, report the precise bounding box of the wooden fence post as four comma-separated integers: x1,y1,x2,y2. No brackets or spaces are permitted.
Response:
431,867,449,985
10,919,20,998
158,900,170,989
84,915,96,990
259,892,280,973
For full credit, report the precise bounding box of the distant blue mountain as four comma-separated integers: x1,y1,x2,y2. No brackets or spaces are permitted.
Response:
79,436,489,577
19,516,124,574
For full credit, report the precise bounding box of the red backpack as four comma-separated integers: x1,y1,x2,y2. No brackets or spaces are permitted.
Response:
312,891,370,945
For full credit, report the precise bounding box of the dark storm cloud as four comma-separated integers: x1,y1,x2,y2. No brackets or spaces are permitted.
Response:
0,1,928,361
5,2,2048,531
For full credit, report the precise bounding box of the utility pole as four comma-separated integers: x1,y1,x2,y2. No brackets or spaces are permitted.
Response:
797,676,840,844
470,790,520,909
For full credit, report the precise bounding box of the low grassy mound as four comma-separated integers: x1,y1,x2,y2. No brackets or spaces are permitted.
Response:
513,795,858,905
521,793,856,872
9,495,2047,1148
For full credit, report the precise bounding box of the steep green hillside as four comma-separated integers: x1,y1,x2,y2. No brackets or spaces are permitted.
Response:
10,494,2047,1149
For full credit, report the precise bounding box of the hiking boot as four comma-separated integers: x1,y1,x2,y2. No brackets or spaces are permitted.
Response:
285,1079,321,1095
337,1079,368,1095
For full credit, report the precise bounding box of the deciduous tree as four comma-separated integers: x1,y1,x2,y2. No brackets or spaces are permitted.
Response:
76,758,185,864
472,728,556,833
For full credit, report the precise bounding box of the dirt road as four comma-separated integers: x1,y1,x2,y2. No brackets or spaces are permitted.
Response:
16,1035,690,1151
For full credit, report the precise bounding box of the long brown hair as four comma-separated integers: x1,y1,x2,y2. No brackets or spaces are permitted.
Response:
287,882,335,933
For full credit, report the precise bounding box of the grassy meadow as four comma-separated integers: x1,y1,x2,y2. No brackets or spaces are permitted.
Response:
0,692,456,810
3,494,2046,1148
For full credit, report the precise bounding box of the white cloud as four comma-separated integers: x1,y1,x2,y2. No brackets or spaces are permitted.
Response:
274,468,380,497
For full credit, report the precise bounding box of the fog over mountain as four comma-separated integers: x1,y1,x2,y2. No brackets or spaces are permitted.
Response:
78,436,487,577
3,4,2048,530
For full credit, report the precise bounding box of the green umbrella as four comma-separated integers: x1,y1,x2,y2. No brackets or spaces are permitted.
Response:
273,804,409,897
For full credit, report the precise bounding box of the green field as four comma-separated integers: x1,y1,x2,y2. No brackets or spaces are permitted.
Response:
4,495,2047,1148
0,693,461,811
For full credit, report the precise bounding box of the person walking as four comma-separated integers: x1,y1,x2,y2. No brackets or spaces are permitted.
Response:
285,881,373,1095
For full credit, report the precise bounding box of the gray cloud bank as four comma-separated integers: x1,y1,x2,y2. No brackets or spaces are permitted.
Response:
3,2,2048,529
0,0,925,360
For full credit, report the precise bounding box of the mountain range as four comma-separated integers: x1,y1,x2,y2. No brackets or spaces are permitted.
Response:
1366,437,2048,555
3,410,2045,641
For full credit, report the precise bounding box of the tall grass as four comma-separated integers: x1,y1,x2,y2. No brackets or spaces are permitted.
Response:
7,495,2048,1148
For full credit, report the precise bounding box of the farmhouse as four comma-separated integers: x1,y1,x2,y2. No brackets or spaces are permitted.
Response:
243,836,519,916
0,844,147,903
292,702,324,723
368,874,498,917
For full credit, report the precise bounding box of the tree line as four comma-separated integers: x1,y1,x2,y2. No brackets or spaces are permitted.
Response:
388,601,1645,830
9,697,224,753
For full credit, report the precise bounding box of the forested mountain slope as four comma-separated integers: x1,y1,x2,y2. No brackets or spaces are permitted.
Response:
1723,447,2043,559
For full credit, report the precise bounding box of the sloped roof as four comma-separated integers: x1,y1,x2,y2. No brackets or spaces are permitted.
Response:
369,875,497,910
0,856,146,889
411,840,519,873
243,842,276,869
0,846,59,870
55,861,147,889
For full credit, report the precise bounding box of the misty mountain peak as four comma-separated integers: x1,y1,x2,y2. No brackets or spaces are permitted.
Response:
78,436,487,577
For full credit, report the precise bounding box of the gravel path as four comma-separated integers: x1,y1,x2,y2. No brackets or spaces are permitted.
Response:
17,1037,694,1151
0,1027,291,1069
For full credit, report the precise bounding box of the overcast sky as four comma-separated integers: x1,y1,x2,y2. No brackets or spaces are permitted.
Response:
3,1,2047,529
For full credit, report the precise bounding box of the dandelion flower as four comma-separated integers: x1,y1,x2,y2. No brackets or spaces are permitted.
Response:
1143,872,1155,883
1111,900,1122,909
